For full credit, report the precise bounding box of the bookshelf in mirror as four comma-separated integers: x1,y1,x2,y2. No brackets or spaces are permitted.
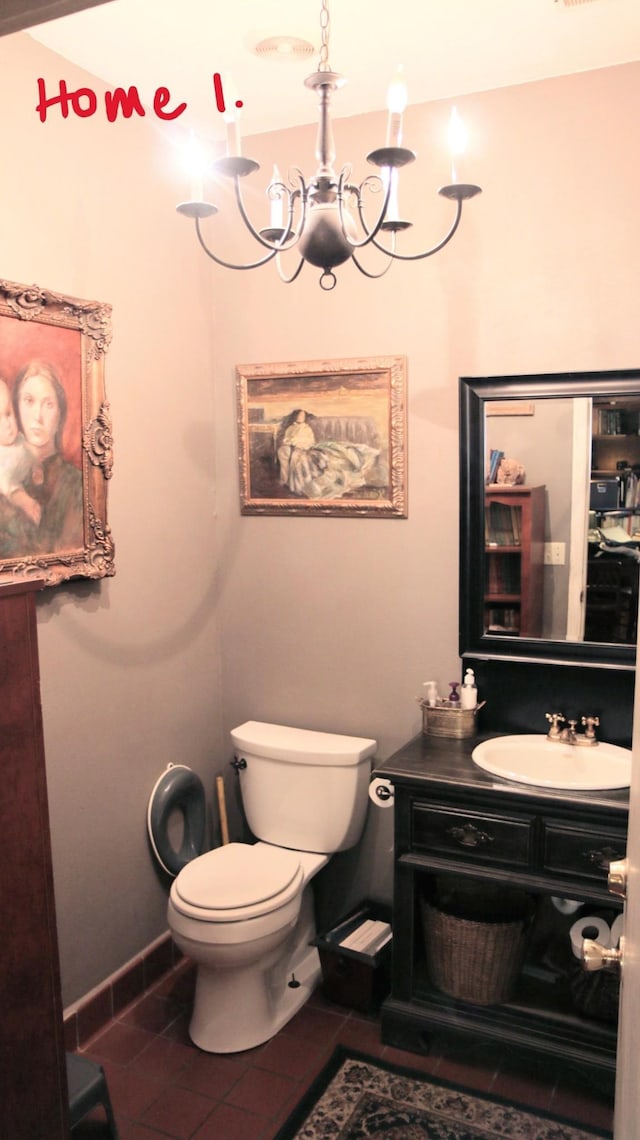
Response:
592,397,640,478
588,398,640,645
484,485,545,638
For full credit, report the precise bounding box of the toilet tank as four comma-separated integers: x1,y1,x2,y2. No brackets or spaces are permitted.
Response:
230,721,377,853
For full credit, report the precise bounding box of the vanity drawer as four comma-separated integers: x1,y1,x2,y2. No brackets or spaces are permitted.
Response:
543,822,626,885
411,802,534,868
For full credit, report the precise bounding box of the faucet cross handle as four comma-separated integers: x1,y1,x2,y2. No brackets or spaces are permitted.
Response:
545,712,565,736
582,715,600,740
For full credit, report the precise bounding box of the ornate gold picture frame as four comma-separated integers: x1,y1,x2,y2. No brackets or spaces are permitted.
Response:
236,355,407,517
0,278,114,588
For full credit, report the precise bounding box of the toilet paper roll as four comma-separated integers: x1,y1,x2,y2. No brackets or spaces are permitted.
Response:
569,915,611,958
611,913,624,949
369,778,394,808
550,896,582,915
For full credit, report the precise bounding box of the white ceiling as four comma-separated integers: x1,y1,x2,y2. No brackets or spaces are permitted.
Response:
27,0,640,143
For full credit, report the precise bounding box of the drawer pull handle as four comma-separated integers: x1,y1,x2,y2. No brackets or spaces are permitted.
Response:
447,823,495,848
581,846,624,871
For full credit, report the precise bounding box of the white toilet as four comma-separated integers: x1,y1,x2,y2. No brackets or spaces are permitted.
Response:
147,720,376,1053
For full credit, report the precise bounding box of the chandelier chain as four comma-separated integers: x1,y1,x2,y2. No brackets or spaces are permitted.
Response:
318,0,331,72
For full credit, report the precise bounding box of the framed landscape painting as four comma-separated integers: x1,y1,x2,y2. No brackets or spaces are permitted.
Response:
0,278,114,588
236,355,407,517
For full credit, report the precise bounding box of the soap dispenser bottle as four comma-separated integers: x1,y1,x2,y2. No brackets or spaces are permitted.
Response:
460,668,478,710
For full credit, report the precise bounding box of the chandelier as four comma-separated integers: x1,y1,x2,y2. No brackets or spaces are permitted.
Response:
177,0,481,291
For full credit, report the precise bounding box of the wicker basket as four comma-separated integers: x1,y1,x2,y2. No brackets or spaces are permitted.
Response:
421,887,533,1006
419,699,484,740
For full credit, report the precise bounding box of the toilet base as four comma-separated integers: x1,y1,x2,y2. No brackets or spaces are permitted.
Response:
189,940,322,1053
170,853,329,1053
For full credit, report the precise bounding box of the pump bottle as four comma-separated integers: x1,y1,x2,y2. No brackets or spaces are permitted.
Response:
460,668,478,710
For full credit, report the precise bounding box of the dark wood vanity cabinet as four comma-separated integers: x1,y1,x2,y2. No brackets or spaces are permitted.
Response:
374,734,628,1075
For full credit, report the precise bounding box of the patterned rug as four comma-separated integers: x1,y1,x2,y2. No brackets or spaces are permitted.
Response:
274,1047,610,1139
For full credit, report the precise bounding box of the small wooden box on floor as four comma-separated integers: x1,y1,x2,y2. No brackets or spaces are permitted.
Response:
314,901,392,1014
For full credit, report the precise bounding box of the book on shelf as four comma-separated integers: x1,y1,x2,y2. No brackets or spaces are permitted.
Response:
485,501,522,547
486,606,521,633
485,553,521,595
487,449,504,484
595,408,640,435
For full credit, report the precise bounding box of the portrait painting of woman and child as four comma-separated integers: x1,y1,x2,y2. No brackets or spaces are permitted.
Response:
0,279,114,588
236,356,407,518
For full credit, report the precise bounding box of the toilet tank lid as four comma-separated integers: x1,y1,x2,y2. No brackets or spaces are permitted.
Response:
231,721,377,766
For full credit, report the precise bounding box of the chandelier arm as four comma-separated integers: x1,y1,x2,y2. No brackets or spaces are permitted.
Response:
337,173,392,250
282,176,309,246
234,175,310,253
232,177,299,252
369,197,464,261
280,188,309,249
194,217,278,270
266,180,301,245
350,249,395,279
275,255,306,285
286,186,308,243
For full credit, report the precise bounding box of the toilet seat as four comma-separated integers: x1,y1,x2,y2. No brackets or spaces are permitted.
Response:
147,764,206,877
171,842,303,923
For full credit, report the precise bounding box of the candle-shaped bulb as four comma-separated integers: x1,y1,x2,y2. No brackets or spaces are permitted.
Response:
223,77,242,156
184,130,207,202
385,65,407,147
448,106,468,183
269,165,284,229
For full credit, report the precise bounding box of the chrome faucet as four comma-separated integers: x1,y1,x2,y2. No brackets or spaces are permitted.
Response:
545,713,600,746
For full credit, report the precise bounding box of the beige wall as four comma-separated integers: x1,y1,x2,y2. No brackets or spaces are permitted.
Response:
1,33,225,1004
210,65,640,917
1,30,639,1005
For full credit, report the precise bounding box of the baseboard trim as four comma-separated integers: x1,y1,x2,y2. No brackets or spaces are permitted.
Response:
63,930,183,1050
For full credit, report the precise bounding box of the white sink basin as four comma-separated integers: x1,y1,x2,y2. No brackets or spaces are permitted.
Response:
471,734,631,790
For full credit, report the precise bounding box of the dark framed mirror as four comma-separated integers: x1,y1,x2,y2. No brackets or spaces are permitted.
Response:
460,368,640,669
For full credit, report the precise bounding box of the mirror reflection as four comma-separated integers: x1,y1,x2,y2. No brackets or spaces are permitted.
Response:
459,371,640,668
587,397,640,644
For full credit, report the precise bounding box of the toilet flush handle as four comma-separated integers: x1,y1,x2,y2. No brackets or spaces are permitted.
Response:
231,756,247,772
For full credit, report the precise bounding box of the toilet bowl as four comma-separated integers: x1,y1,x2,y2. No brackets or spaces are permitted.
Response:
168,841,327,1052
147,721,376,1053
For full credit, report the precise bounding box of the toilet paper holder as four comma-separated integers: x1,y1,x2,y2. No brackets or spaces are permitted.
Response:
369,777,394,806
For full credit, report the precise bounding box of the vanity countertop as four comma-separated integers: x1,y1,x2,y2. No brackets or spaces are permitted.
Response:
374,731,630,820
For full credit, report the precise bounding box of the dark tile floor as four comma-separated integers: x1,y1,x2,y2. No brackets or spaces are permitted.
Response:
73,959,615,1139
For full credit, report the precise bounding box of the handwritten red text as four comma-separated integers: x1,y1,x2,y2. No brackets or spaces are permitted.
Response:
36,73,242,124
36,78,187,122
